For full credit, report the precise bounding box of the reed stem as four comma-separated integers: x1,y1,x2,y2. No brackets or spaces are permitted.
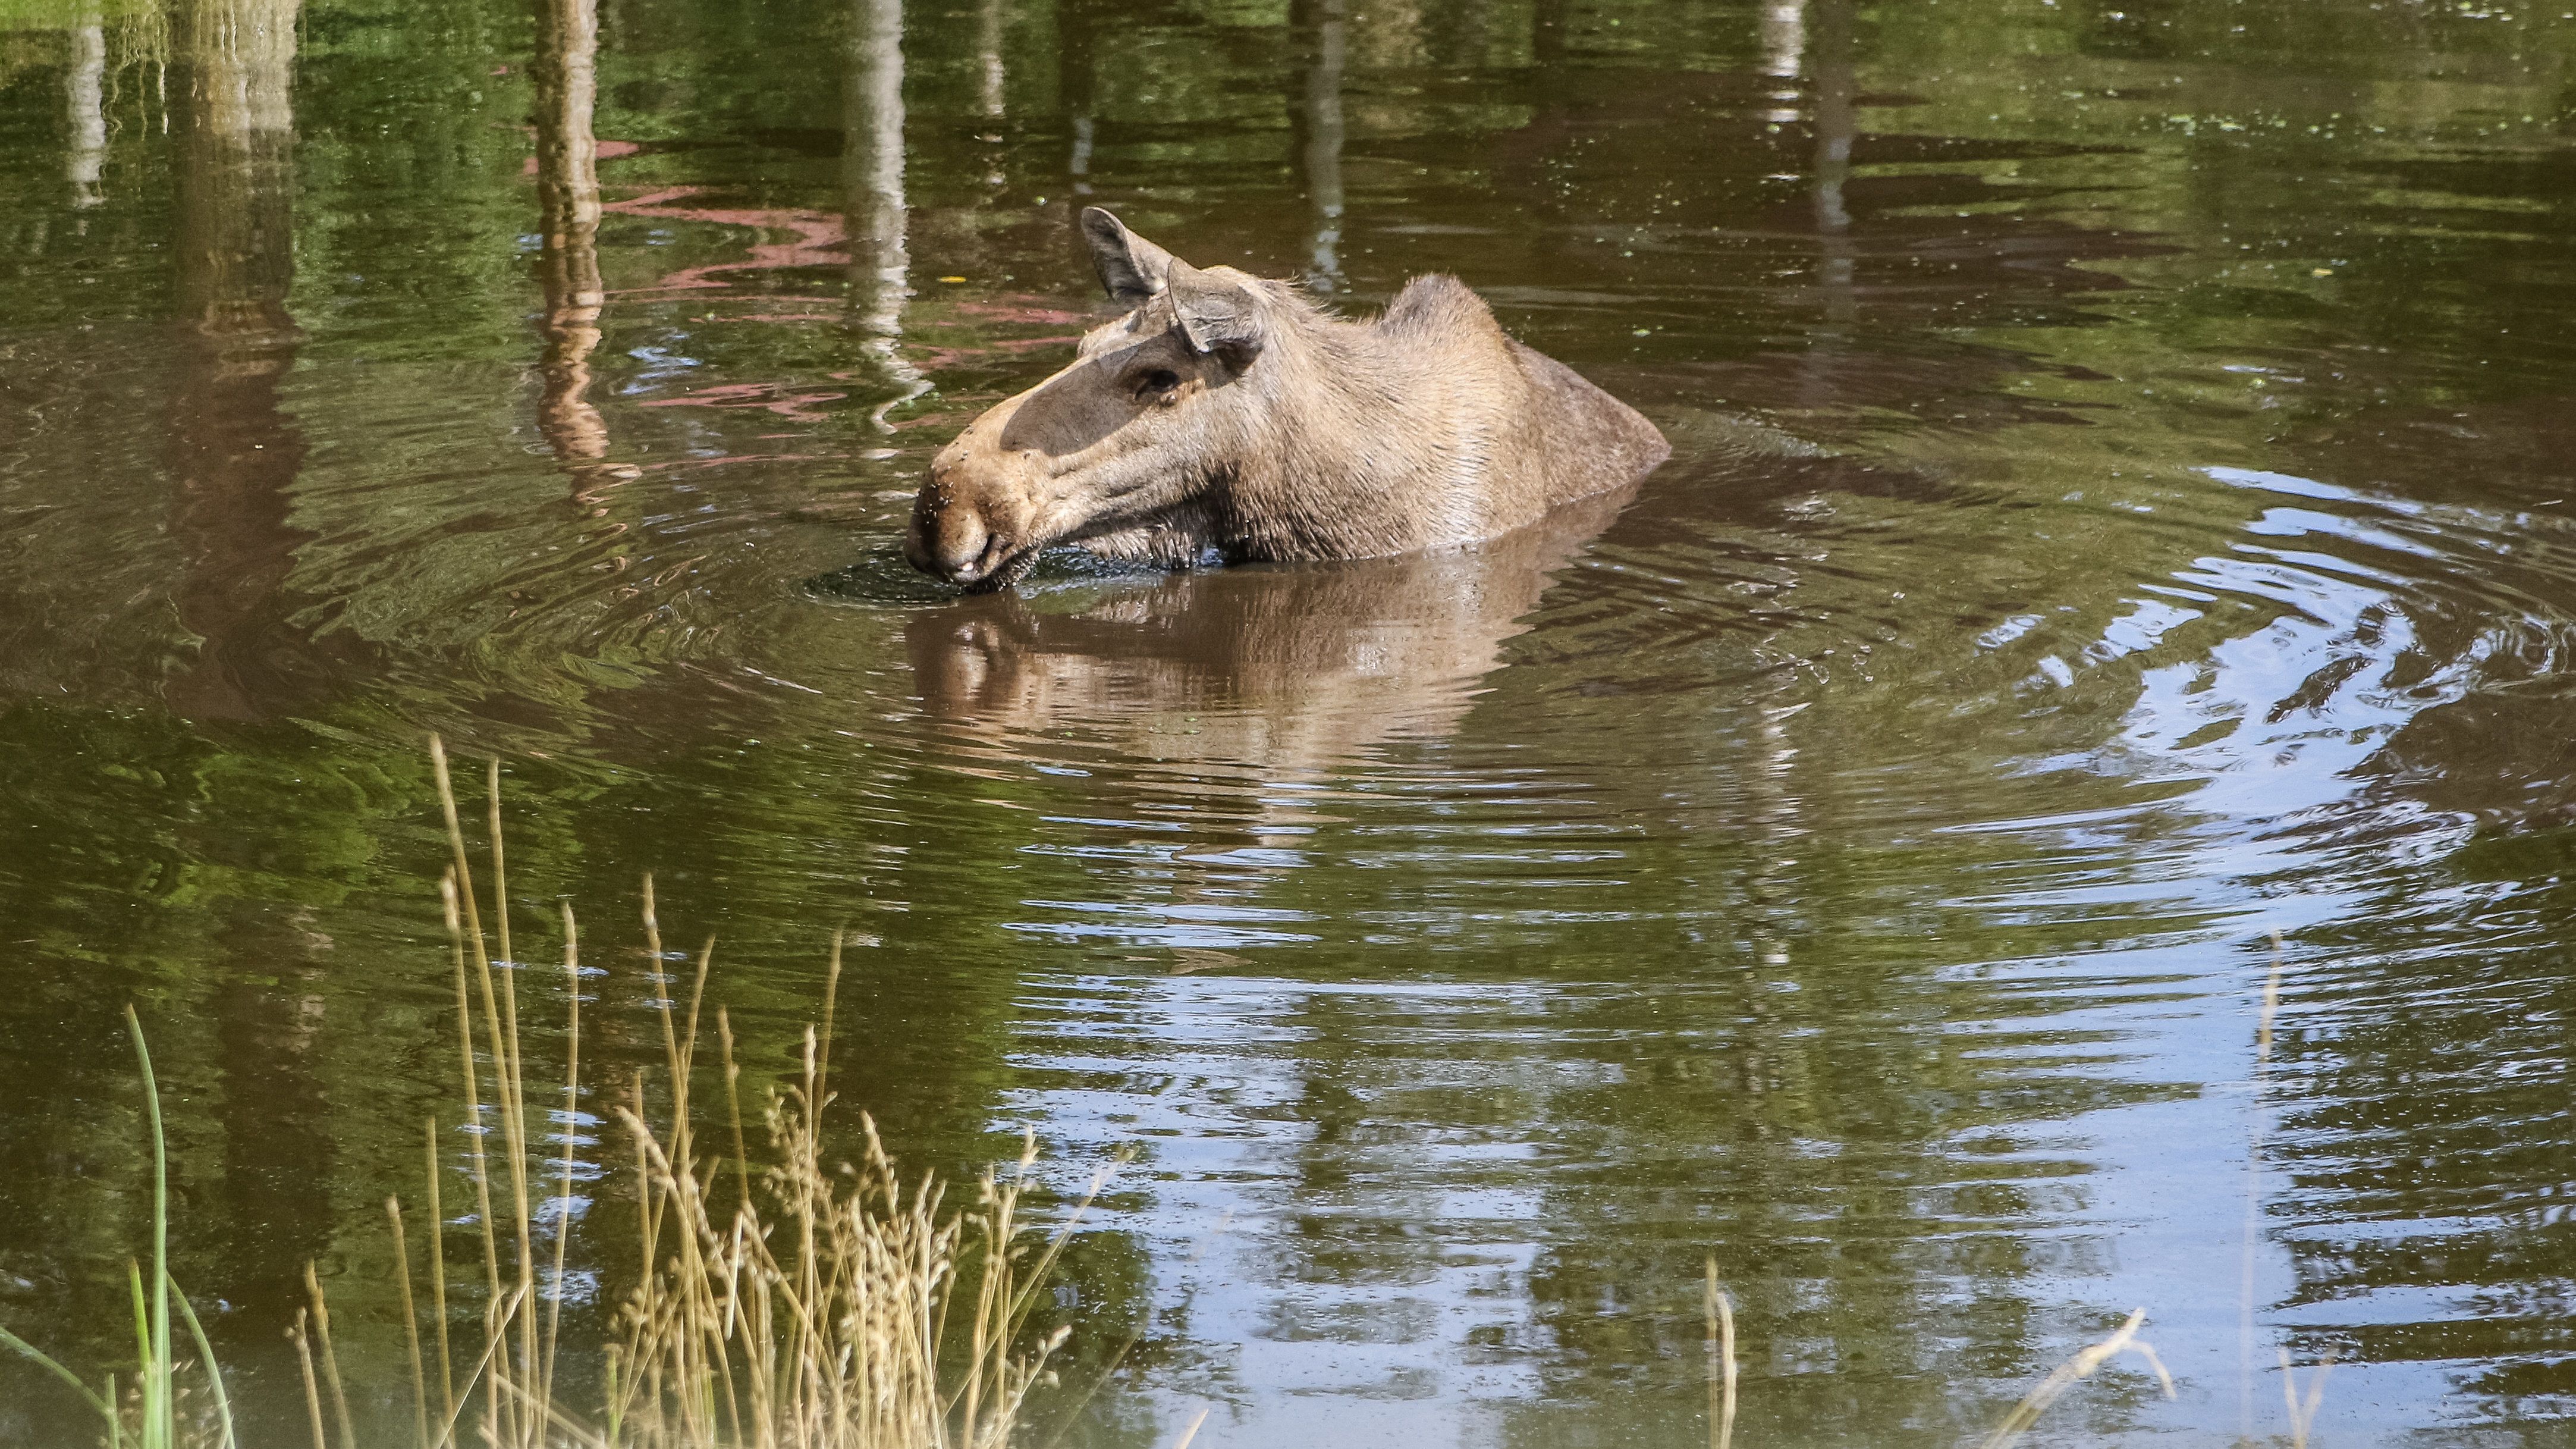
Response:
543,901,583,1418
1704,1257,1736,1449
304,1260,357,1449
425,1118,456,1442
389,1198,432,1449
290,1310,328,1449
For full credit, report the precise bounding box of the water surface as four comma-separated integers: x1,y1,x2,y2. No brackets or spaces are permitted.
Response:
4,0,2576,1442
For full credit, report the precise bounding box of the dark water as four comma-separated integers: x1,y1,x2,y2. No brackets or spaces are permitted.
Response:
5,0,2576,1442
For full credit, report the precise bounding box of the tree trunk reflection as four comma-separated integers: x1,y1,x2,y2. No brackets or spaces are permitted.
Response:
65,15,106,210
165,0,309,723
1059,0,1098,195
1292,0,1347,290
846,0,924,429
533,0,634,507
1799,0,1857,415
1810,0,1855,326
162,0,340,1357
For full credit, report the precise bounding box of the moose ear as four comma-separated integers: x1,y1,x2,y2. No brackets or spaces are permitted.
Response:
1167,258,1265,359
1080,206,1176,304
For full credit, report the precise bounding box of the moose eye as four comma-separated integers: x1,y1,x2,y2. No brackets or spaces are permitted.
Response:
1130,369,1181,402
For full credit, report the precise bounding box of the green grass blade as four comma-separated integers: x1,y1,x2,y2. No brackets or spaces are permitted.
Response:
127,1253,161,1444
126,1005,173,1449
0,1321,120,1425
171,1275,237,1449
127,1258,151,1382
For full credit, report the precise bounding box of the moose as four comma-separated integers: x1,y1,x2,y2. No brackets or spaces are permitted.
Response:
903,208,1669,591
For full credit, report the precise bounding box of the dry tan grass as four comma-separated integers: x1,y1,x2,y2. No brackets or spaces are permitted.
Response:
294,739,1104,1449
1974,1307,2174,1449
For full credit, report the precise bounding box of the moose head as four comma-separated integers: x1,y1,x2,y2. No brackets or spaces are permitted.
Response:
903,208,1281,591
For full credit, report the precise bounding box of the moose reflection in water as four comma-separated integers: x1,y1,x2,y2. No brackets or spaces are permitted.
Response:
904,208,1668,591
905,484,1635,774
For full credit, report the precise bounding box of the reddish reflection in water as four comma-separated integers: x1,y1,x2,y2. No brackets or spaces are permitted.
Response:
640,381,850,422
603,186,850,296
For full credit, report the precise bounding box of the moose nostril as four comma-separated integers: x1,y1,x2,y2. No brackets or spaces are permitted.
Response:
903,483,989,580
932,512,989,578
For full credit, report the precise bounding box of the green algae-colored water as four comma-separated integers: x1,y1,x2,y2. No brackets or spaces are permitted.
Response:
6,0,2576,1442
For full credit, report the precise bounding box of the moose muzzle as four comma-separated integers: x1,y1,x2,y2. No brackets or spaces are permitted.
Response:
904,434,1047,591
